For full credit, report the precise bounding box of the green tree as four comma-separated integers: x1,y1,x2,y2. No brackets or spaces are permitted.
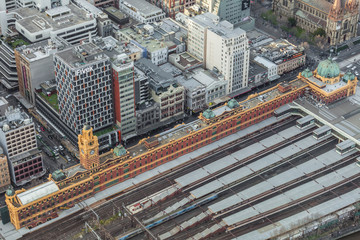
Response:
313,28,326,37
288,17,296,27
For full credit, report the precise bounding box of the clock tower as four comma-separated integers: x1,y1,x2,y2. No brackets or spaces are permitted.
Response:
78,124,100,170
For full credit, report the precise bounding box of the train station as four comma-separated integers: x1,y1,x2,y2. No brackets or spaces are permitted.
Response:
1,58,360,240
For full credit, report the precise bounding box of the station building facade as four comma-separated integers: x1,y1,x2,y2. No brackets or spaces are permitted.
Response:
5,59,357,229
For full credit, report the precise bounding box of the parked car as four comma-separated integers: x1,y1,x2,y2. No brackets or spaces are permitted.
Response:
352,66,357,70
347,64,353,68
355,71,359,76
59,145,64,151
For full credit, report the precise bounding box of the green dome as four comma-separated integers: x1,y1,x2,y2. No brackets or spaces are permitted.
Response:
343,71,355,82
227,99,240,109
114,145,127,156
301,68,313,78
203,109,215,119
316,58,340,78
6,187,14,196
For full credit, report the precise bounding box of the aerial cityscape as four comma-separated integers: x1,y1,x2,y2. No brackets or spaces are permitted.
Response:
0,0,360,239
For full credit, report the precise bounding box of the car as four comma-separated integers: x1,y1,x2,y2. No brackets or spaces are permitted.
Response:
54,146,59,151
66,155,71,162
59,145,64,151
347,64,353,68
40,126,45,132
352,66,357,70
355,71,359,76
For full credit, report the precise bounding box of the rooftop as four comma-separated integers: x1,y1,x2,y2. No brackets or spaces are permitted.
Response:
16,37,70,62
91,36,142,61
10,149,41,164
191,12,246,39
17,181,59,206
211,79,307,118
191,69,226,88
300,0,333,13
14,3,95,33
169,52,202,70
72,0,103,17
249,61,267,77
118,27,167,53
121,0,164,16
135,58,175,92
127,119,207,158
251,39,304,64
55,42,108,68
104,6,128,20
0,107,33,133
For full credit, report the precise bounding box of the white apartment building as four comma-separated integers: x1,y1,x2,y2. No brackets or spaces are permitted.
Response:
188,12,249,94
191,68,227,104
254,56,280,81
119,0,165,24
13,4,97,44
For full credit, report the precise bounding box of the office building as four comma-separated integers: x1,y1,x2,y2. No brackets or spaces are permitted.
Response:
0,39,18,90
54,42,114,134
13,4,97,44
112,54,137,140
196,0,254,29
119,0,165,23
0,147,11,193
135,59,185,122
188,12,249,94
15,37,70,105
0,107,45,186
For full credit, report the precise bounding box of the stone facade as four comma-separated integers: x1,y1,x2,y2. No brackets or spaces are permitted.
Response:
273,0,359,45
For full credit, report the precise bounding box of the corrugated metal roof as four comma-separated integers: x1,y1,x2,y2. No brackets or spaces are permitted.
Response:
234,188,360,240
336,139,356,150
296,115,315,124
18,181,59,205
223,163,359,226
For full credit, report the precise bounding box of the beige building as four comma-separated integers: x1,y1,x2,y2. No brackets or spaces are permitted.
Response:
0,147,11,193
151,84,185,122
0,107,45,186
274,0,359,45
188,12,249,94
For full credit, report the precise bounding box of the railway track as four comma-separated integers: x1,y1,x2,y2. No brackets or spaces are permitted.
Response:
135,140,359,240
20,117,300,240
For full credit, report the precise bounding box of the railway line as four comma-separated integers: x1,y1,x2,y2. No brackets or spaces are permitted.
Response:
125,123,360,240
20,116,300,240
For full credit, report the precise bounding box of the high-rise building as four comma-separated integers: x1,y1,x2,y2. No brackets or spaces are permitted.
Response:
187,12,249,94
15,38,70,105
112,54,137,140
0,107,45,185
0,146,11,193
196,0,252,26
54,42,114,134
